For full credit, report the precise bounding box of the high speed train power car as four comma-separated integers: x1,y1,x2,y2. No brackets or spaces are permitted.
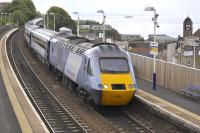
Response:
25,18,137,106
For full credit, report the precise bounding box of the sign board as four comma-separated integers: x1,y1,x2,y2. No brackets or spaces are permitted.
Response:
199,51,200,56
150,41,158,55
99,33,103,38
184,51,193,56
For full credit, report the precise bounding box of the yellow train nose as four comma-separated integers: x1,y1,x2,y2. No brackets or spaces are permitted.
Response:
100,73,136,105
101,89,136,105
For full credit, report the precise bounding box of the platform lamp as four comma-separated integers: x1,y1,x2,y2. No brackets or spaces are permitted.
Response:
124,15,133,52
144,6,159,90
73,11,80,37
46,13,49,29
50,12,55,31
8,13,12,28
8,13,11,23
1,13,3,26
97,10,106,42
4,13,7,24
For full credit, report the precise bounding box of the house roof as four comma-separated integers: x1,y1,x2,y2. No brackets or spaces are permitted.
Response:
193,29,200,37
184,16,192,24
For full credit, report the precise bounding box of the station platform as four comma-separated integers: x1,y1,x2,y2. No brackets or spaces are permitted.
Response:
136,77,200,132
0,71,21,132
0,29,48,132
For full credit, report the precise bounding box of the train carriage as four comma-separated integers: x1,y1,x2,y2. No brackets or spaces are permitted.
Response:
31,28,57,61
25,18,137,106
24,18,43,47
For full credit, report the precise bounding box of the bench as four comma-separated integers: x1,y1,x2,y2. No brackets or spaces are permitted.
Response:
182,85,200,101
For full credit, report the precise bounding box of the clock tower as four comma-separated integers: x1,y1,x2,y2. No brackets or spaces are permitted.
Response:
183,17,193,37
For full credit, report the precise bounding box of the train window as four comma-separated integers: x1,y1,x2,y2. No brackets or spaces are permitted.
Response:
32,35,47,49
87,59,94,76
99,57,129,73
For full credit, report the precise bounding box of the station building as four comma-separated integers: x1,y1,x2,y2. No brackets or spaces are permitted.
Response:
176,17,200,68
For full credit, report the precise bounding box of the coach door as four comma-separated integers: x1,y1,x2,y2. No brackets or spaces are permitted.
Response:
83,57,89,88
83,57,95,89
56,47,62,69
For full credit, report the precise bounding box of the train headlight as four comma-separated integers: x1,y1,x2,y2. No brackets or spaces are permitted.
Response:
98,84,103,89
98,84,108,89
128,84,133,89
128,84,137,89
103,84,108,89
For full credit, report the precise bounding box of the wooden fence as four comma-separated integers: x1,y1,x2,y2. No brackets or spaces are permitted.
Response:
130,53,200,92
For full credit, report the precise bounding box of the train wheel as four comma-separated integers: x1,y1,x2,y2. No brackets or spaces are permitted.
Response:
78,88,86,100
62,75,68,87
47,63,52,71
56,70,62,81
69,81,76,92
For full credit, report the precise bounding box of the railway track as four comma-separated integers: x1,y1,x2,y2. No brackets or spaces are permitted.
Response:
99,107,153,133
121,112,153,133
7,30,91,133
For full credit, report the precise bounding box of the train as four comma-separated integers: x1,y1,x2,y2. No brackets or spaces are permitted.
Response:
24,18,137,106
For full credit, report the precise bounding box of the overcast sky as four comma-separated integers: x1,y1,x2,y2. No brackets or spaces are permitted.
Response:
2,0,200,38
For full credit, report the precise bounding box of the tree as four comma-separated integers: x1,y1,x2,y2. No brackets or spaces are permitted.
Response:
106,28,121,41
47,6,76,33
35,11,42,18
2,0,36,26
12,10,27,26
80,20,100,25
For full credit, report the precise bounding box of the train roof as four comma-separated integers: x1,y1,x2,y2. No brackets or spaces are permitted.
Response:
53,35,118,56
32,28,58,39
25,23,39,30
85,44,127,58
26,18,43,26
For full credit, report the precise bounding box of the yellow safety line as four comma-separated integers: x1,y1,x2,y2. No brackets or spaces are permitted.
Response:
0,29,33,133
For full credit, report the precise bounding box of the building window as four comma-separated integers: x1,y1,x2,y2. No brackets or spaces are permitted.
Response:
187,58,191,66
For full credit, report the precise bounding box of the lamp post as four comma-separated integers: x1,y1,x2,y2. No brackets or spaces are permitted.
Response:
124,15,133,51
73,11,80,37
43,14,47,28
145,6,159,90
193,42,196,68
5,13,7,25
1,13,3,26
8,13,11,24
46,13,49,29
50,12,55,31
97,10,106,42
8,13,12,28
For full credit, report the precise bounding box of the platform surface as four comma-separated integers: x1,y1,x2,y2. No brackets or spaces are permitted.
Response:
136,77,200,115
0,29,48,133
0,72,21,133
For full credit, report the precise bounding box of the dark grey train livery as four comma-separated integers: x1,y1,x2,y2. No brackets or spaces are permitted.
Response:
24,18,137,105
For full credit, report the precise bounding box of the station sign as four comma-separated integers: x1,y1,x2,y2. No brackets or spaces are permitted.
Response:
150,41,158,56
99,33,103,38
184,51,193,56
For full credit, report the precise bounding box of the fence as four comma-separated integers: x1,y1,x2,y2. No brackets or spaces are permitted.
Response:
130,53,200,92
0,25,12,35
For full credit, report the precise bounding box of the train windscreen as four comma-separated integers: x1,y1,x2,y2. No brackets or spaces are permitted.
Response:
99,57,129,73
